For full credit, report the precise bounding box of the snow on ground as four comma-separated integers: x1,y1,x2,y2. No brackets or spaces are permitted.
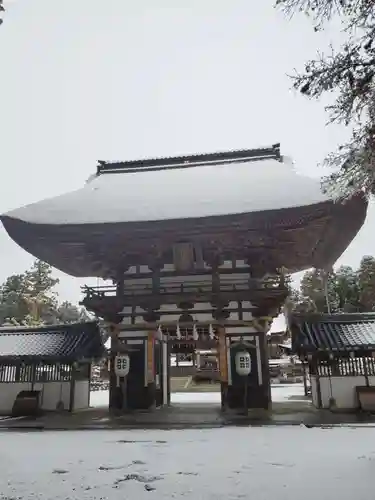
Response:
90,383,307,407
0,426,374,499
170,392,221,404
271,383,306,402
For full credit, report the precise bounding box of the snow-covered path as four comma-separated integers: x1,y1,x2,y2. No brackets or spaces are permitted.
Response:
89,383,307,407
0,427,373,499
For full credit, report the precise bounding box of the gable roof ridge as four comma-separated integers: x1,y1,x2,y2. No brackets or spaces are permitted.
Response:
96,144,282,175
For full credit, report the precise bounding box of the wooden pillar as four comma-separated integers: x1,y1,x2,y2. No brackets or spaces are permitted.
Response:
109,267,127,411
30,364,37,392
167,339,171,405
218,324,228,410
147,331,155,385
161,335,169,406
138,329,157,410
253,315,272,410
261,329,271,410
208,253,229,411
108,323,121,411
15,364,21,382
363,355,370,387
303,361,309,396
218,325,228,382
136,260,162,409
69,363,76,412
116,268,125,297
315,359,323,408
211,261,220,295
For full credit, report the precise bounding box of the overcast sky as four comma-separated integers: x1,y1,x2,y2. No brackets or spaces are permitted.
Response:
0,0,374,309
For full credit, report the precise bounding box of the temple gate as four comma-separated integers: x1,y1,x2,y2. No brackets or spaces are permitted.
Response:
82,263,288,411
0,144,368,414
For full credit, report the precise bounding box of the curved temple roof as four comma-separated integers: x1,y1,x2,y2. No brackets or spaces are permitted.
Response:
0,145,368,277
4,153,329,225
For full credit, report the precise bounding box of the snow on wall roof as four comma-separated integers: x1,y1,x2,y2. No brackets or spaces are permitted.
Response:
2,155,329,226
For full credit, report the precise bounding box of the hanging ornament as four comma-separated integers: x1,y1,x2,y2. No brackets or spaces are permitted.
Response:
157,325,162,338
193,323,198,341
209,323,215,340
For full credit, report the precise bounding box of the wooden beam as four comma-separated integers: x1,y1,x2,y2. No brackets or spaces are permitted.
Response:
82,288,287,309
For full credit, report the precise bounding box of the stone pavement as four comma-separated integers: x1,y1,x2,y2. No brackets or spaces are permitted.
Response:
1,401,375,430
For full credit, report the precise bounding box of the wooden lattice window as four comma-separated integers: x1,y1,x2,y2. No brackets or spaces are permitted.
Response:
161,324,218,340
317,357,375,377
0,363,73,383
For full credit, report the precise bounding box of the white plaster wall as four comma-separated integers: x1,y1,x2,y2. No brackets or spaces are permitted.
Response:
40,382,71,411
0,383,34,414
124,272,251,286
73,381,90,410
118,330,148,338
159,303,188,323
0,382,73,414
310,378,319,407
226,326,257,335
311,376,375,409
135,260,247,272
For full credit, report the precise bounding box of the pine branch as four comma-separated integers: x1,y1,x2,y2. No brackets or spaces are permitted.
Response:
276,0,375,198
0,1,4,25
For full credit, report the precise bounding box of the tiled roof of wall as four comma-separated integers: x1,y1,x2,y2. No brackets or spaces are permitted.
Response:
0,321,104,362
289,313,375,353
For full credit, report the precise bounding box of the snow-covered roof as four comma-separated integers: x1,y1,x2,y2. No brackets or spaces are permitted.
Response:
269,314,286,333
0,147,368,278
2,155,329,226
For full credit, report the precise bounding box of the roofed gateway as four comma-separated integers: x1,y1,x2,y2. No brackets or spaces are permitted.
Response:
0,144,368,414
289,313,375,411
0,322,104,415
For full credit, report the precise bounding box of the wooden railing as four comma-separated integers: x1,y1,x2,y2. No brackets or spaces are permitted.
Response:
81,276,285,300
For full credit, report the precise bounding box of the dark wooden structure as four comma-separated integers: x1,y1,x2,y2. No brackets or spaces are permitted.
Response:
0,322,103,415
290,313,375,410
267,330,289,358
0,144,368,412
